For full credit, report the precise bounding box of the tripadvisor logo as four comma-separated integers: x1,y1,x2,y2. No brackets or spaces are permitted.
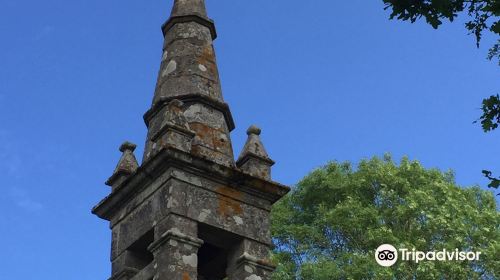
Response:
375,244,398,267
375,244,482,267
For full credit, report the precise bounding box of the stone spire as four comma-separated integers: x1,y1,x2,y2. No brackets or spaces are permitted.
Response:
142,0,234,167
237,125,275,180
93,2,290,280
105,142,139,190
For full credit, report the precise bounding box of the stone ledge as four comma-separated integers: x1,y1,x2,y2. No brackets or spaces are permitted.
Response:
144,93,235,132
92,147,290,221
151,123,195,142
236,252,276,272
162,14,217,40
236,153,276,168
148,228,204,253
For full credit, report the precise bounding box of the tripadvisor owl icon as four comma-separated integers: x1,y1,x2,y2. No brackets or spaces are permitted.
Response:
375,244,398,267
375,244,482,267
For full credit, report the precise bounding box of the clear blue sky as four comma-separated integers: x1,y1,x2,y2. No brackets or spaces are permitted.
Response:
0,0,498,279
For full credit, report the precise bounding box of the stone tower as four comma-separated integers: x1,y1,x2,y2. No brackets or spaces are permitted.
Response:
92,1,289,279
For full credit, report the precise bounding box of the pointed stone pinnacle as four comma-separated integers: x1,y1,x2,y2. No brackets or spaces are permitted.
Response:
106,141,139,189
115,142,139,173
239,125,271,161
144,0,229,165
237,125,275,180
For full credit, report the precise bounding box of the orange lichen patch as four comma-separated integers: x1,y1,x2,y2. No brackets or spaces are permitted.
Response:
189,122,232,154
183,272,190,280
197,45,217,75
216,186,243,217
190,122,215,146
191,145,233,167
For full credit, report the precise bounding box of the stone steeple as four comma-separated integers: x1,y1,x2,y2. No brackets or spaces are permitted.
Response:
143,0,234,167
93,1,289,280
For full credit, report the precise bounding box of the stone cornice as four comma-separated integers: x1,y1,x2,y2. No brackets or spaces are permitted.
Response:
92,146,290,221
148,228,204,253
144,94,235,132
105,169,135,188
162,14,217,40
151,122,195,142
236,153,276,167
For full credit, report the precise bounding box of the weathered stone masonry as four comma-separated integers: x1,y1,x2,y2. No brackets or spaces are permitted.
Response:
92,0,289,279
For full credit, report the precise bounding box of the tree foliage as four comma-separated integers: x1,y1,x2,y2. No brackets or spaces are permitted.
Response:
383,0,500,190
478,94,500,132
271,157,500,279
383,0,499,57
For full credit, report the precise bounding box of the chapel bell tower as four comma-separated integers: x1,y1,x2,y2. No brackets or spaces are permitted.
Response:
92,1,289,279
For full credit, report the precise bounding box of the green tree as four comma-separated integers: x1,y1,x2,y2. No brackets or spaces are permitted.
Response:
382,0,500,190
271,156,500,279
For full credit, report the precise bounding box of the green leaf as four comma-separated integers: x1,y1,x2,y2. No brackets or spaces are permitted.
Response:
491,21,500,35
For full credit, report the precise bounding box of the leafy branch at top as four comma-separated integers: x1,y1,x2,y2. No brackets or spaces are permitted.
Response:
383,0,500,62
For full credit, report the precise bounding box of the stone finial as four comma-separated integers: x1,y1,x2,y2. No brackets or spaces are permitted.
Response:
150,99,195,154
119,141,137,153
247,125,261,136
236,125,275,180
171,0,208,18
106,141,139,190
